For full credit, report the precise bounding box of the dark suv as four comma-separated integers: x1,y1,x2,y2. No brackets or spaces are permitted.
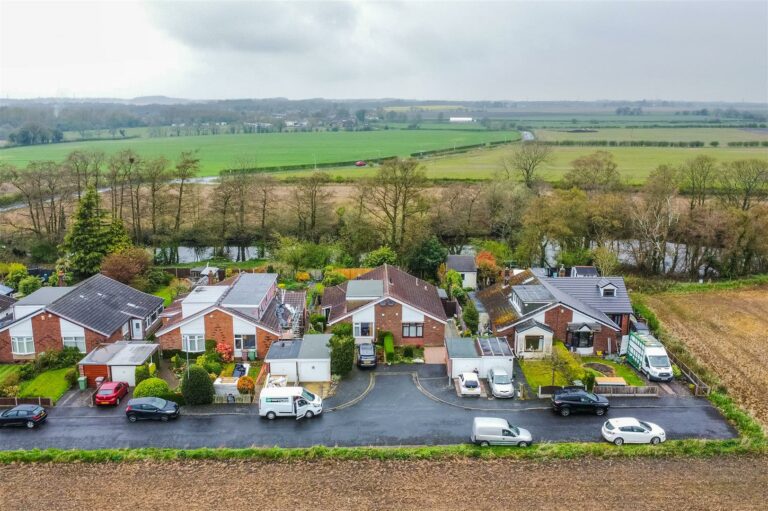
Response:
551,388,610,417
356,342,377,368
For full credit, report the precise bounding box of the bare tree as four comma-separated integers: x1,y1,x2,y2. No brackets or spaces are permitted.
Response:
680,155,717,210
253,173,276,258
142,156,171,235
290,172,333,242
501,142,552,189
64,150,104,199
564,151,621,193
718,158,768,211
172,151,200,232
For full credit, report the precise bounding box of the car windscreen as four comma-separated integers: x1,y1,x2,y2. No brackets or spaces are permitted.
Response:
648,355,670,367
493,374,511,385
510,426,520,436
97,389,114,395
639,421,652,430
359,345,375,355
302,390,316,401
464,380,478,388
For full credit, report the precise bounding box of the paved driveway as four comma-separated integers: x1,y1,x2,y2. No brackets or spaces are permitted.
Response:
0,373,736,450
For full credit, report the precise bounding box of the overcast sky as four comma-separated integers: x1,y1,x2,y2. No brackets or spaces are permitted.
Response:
1,0,766,102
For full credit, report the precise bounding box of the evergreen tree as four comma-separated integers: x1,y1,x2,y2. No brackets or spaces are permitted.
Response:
61,187,131,278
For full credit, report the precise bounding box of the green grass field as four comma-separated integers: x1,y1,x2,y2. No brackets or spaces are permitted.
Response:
535,127,768,144
0,365,20,385
18,368,72,403
0,129,520,176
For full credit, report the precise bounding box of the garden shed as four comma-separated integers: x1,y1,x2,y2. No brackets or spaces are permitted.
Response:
446,337,515,379
265,334,331,383
78,341,159,387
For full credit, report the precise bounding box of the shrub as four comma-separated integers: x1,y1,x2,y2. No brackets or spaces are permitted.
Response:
672,364,683,380
196,354,222,375
171,354,183,369
215,342,234,363
133,377,171,398
148,362,157,377
309,313,327,331
158,391,185,405
328,334,355,377
205,339,217,353
583,371,596,391
18,276,42,296
64,368,79,388
34,347,83,373
181,365,215,405
134,364,150,386
18,364,35,381
363,246,398,267
321,270,347,287
332,323,353,337
463,300,479,334
403,346,415,358
384,334,395,363
236,375,256,395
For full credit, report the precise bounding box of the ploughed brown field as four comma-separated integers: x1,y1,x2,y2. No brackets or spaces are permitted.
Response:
644,286,768,427
1,457,767,510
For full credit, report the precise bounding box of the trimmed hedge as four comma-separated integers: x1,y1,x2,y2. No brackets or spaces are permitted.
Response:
384,334,395,363
133,378,171,399
181,365,214,405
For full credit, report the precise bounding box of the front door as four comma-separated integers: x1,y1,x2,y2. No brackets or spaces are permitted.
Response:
131,319,143,340
234,336,243,358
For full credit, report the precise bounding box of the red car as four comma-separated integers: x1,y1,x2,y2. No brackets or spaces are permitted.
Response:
94,381,129,406
355,160,367,167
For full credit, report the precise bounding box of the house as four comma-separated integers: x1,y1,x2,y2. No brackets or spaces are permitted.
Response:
265,333,332,383
77,341,159,387
0,274,164,363
445,337,514,379
571,266,600,278
446,255,477,290
321,264,448,353
189,265,220,283
477,267,633,359
155,273,306,360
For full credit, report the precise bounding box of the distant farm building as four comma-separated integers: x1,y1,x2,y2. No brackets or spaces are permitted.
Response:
449,117,474,123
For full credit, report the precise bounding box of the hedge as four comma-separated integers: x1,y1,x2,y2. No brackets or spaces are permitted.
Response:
133,378,171,399
181,365,214,405
384,334,395,363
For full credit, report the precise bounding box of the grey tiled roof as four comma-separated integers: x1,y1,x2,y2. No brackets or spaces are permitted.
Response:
446,255,476,273
265,339,302,360
299,334,331,359
15,287,72,306
48,274,163,336
512,285,554,303
541,277,633,315
446,337,479,358
515,319,553,333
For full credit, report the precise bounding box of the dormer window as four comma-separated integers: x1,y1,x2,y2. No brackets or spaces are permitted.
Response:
597,278,617,297
602,287,615,297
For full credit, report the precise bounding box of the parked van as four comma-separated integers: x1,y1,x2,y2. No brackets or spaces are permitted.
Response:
259,386,323,420
470,417,532,447
626,332,673,382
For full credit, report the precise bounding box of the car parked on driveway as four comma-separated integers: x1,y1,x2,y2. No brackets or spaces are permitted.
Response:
0,404,47,429
94,381,129,406
459,372,482,397
125,397,180,422
471,417,532,447
602,417,666,445
488,367,515,398
551,388,609,416
356,342,377,368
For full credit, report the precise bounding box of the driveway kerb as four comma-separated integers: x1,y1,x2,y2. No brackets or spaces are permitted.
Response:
327,371,375,412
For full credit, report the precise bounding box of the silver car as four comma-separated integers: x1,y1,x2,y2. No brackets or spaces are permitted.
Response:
488,368,515,398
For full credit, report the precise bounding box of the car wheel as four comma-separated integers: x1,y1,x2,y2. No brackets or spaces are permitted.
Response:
560,407,571,417
479,441,490,447
266,412,277,420
26,421,35,429
651,437,661,445
595,408,606,416
518,441,529,447
614,437,624,446
128,414,137,423
160,415,169,422
304,411,314,419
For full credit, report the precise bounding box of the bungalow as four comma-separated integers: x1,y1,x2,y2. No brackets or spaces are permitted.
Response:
477,268,633,359
321,264,448,351
446,255,477,290
264,334,332,383
0,274,164,363
155,273,306,360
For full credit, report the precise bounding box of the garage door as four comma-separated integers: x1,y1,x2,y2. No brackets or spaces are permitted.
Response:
480,357,515,379
424,346,447,365
111,366,136,386
298,360,330,382
270,361,298,382
450,358,481,378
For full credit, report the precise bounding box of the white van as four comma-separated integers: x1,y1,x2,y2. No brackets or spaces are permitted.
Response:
258,386,323,420
471,417,532,447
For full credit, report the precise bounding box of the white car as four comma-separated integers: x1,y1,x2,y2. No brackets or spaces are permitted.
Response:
458,372,482,397
488,368,515,399
601,417,666,446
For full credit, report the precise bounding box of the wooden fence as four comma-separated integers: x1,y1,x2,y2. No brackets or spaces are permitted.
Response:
0,397,53,407
538,385,659,398
666,350,711,396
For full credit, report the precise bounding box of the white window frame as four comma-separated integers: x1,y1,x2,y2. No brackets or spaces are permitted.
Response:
11,336,34,355
524,335,544,352
353,322,372,337
62,336,87,353
182,334,205,352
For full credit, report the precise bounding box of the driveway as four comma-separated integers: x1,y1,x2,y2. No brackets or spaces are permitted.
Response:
0,372,737,450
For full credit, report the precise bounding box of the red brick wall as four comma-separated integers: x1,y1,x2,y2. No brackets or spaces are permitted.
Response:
157,328,182,351
0,331,11,363
157,313,275,359
369,303,445,347
203,309,234,346
257,328,277,359
544,306,573,341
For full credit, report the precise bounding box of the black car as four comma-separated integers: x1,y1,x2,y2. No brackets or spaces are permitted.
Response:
0,404,47,428
125,397,180,422
551,388,610,417
356,342,377,368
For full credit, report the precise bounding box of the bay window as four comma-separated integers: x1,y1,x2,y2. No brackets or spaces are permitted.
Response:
11,336,34,355
524,335,543,352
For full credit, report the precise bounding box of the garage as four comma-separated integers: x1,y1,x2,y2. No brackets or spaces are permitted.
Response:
78,341,159,387
446,337,515,379
265,334,331,383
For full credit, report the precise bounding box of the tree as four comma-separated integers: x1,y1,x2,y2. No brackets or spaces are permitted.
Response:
405,236,447,279
501,142,553,189
64,150,104,200
61,187,129,278
475,251,500,287
680,155,717,210
564,151,621,193
718,159,768,211
17,276,41,296
141,156,170,236
173,151,200,232
328,333,355,378
363,246,398,267
100,247,152,286
252,173,276,258
181,364,215,405
3,263,29,291
363,158,428,251
442,269,463,299
592,245,620,276
290,172,333,242
462,299,479,334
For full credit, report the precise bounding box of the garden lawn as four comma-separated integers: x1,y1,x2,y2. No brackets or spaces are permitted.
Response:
581,357,645,386
153,285,174,307
18,368,73,403
0,365,20,385
519,360,569,389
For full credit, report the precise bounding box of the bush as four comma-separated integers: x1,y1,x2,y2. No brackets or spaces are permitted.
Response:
205,339,217,353
403,346,414,358
158,391,185,405
384,334,395,363
331,323,353,336
18,364,35,381
215,342,234,363
672,364,683,380
133,377,171,398
363,246,398,267
34,347,83,373
181,365,215,405
134,364,150,386
328,334,355,378
463,300,479,334
64,368,79,388
171,354,183,369
18,276,42,296
583,371,596,391
310,313,327,331
196,354,222,375
322,270,347,287
236,375,256,395
148,362,157,377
